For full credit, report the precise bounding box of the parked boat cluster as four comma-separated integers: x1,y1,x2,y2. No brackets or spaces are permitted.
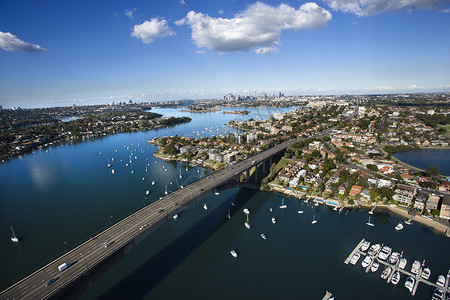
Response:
347,238,450,299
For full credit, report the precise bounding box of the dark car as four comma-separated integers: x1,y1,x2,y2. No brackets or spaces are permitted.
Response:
44,278,58,287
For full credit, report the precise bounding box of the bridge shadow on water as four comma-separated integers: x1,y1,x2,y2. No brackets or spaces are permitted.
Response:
97,188,258,300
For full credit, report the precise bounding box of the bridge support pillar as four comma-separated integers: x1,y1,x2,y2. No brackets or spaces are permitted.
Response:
254,166,258,182
269,157,272,166
262,160,266,173
246,170,250,182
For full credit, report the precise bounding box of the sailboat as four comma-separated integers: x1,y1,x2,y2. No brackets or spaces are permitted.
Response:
227,209,231,219
279,198,287,209
245,214,250,229
10,226,19,243
165,185,168,195
311,215,317,224
179,170,182,179
366,216,374,226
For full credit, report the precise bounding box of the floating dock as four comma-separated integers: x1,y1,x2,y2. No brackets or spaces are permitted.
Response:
345,238,450,298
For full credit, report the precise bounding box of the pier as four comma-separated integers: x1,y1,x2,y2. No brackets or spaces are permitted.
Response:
345,238,450,297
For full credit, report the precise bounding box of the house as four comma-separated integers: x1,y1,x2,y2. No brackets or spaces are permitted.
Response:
426,194,441,211
440,195,450,219
438,181,450,192
414,190,429,211
338,183,348,195
349,185,362,197
393,184,416,205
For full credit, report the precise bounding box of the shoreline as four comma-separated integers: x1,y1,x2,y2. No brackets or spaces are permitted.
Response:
151,150,450,237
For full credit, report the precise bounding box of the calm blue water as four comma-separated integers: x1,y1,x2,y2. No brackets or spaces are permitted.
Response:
394,149,450,176
1,107,449,300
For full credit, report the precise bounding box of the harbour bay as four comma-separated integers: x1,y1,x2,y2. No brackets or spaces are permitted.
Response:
0,107,449,299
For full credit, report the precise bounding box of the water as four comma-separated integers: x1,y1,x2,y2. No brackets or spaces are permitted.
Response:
0,106,295,290
394,149,450,176
1,107,449,299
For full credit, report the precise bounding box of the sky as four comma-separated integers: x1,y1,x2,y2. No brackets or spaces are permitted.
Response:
0,0,449,108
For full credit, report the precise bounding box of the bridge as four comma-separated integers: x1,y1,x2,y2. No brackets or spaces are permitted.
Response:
1,134,305,299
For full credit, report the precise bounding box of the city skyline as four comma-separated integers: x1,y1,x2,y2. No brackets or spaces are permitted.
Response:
1,0,449,108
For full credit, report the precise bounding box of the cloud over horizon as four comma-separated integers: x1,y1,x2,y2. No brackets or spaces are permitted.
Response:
131,18,176,44
175,2,332,53
324,0,450,16
0,31,46,53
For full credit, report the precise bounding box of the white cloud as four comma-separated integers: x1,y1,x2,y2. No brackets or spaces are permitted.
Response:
324,0,450,16
439,84,450,88
125,8,136,19
175,2,331,53
441,8,450,13
131,18,176,44
365,85,396,91
407,84,423,89
255,46,280,54
180,0,187,5
218,9,224,14
0,31,46,53
196,50,206,55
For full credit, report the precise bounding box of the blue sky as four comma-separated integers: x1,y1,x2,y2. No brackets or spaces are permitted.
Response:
0,0,449,108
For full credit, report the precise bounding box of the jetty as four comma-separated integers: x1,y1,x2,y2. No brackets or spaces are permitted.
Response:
405,215,414,225
345,238,450,297
322,291,333,300
368,204,377,215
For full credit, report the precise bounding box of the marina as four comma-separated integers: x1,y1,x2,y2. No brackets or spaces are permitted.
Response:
345,238,450,297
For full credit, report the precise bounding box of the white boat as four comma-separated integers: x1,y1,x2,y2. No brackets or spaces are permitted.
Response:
404,276,415,293
107,163,111,168
227,209,231,219
368,243,381,256
361,255,372,268
230,250,238,258
10,226,19,243
371,258,380,272
421,267,431,280
203,204,208,210
432,288,444,300
179,170,182,179
173,214,178,220
360,240,370,252
436,275,445,287
389,252,400,264
297,210,304,214
391,271,400,285
215,192,220,196
411,260,421,275
395,223,404,231
381,266,392,280
111,169,115,174
311,215,317,224
244,215,250,229
243,208,250,215
350,253,361,265
398,257,407,269
271,217,276,224
152,181,155,186
261,233,266,240
146,190,150,195
366,216,374,227
279,198,287,209
378,246,392,261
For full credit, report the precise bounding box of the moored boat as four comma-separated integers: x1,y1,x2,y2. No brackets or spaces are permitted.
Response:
399,257,407,269
350,253,361,265
10,226,19,243
378,245,392,261
271,217,276,224
404,276,415,293
411,260,421,275
436,275,445,287
371,258,380,272
361,255,372,268
230,250,238,258
381,266,392,280
422,267,431,280
389,252,400,264
368,243,381,256
243,208,250,215
360,240,370,252
261,233,266,240
391,271,400,285
203,203,208,210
